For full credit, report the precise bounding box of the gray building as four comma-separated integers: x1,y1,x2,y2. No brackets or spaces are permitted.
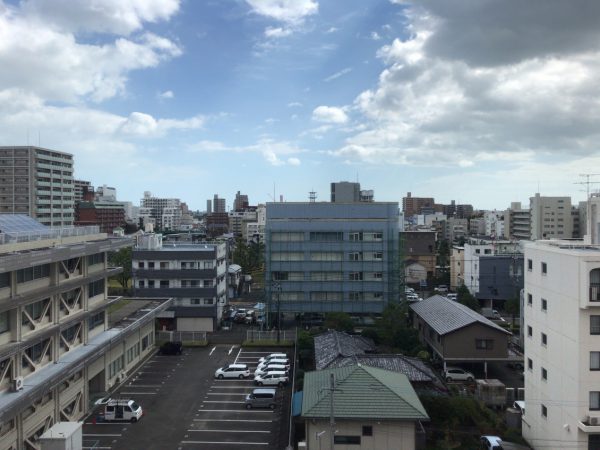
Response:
504,201,531,240
530,193,573,240
0,146,75,227
330,181,360,203
476,254,524,306
265,202,400,314
132,234,227,331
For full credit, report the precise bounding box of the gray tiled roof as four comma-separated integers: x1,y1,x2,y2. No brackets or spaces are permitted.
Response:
327,354,435,382
314,330,376,370
410,295,511,335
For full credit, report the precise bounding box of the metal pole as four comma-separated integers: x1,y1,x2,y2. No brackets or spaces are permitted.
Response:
329,373,335,450
277,285,281,344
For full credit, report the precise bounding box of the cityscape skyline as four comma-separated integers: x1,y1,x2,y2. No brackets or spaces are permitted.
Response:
0,0,598,210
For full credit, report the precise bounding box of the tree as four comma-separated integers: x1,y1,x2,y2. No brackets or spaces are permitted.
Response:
109,247,132,293
437,239,450,267
324,312,354,333
456,284,480,312
376,302,423,355
505,295,520,328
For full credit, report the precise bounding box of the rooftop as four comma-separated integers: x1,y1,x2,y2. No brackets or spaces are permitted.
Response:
314,330,375,370
326,354,436,383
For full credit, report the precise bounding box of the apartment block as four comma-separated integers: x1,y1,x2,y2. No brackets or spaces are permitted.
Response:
402,192,434,217
132,234,227,332
75,200,126,234
212,195,226,213
530,193,573,240
265,202,400,314
140,191,181,231
0,215,170,450
73,180,91,203
0,146,75,227
504,202,531,240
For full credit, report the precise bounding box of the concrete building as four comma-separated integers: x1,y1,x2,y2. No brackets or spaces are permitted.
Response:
504,202,531,240
265,202,400,314
360,189,374,202
402,192,435,217
140,192,182,231
469,217,486,236
233,191,249,210
0,215,172,450
75,200,126,234
73,180,91,203
331,181,360,203
212,195,226,213
246,204,266,244
530,193,573,240
450,246,465,290
444,201,474,219
95,185,117,202
444,217,469,243
132,234,227,332
402,231,436,285
228,208,257,240
484,210,505,237
0,146,75,227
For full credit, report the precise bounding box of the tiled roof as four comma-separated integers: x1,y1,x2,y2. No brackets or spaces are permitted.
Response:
302,365,429,420
327,354,435,383
410,295,511,336
314,330,376,370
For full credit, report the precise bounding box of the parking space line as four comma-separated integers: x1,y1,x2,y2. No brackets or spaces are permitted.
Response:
82,434,122,437
188,429,271,433
210,346,216,356
197,409,273,413
213,379,254,382
125,384,162,388
119,392,158,395
239,352,273,354
209,386,253,389
234,347,242,362
193,419,272,423
181,441,268,446
228,345,236,355
203,400,244,404
83,447,112,449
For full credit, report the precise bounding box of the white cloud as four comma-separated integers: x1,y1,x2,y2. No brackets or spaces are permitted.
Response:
264,26,293,38
370,31,381,41
312,106,348,124
22,0,180,35
323,67,352,82
287,102,303,107
326,26,338,33
287,157,301,165
245,0,318,25
158,90,174,99
0,2,181,103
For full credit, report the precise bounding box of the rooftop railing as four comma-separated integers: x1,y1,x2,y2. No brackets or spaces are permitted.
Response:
0,225,101,245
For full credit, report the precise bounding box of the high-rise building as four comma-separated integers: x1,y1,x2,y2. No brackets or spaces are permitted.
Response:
523,197,600,449
213,194,226,213
0,215,170,449
74,179,92,203
233,191,249,210
265,202,400,314
402,192,435,217
0,146,75,227
504,202,531,240
530,193,573,240
75,200,126,234
206,199,212,214
331,182,360,202
140,191,182,230
95,184,117,201
132,234,227,331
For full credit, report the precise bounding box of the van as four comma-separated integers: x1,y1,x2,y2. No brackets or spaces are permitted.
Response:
254,364,289,377
245,388,277,409
103,399,143,422
254,370,289,387
215,363,251,379
258,353,287,364
257,358,290,371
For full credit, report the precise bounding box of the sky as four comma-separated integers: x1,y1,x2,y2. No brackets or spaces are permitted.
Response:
1,0,599,211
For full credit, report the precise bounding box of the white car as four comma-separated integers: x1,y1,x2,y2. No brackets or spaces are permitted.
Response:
480,435,503,450
254,364,289,377
258,353,287,364
257,358,290,371
443,367,475,383
446,293,457,301
214,363,251,379
254,371,289,387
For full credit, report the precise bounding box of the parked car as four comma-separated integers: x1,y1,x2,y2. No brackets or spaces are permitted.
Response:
480,435,503,450
254,364,289,377
244,310,256,324
215,363,251,379
245,388,277,409
435,285,449,294
443,367,475,383
101,399,143,423
257,358,290,371
259,353,287,364
446,293,458,301
159,341,182,355
254,371,289,387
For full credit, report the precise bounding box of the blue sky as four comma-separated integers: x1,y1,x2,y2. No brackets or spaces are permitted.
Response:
1,0,599,210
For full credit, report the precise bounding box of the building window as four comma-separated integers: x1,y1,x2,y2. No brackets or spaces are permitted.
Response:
541,298,547,311
0,272,10,289
591,352,600,371
541,367,547,380
160,280,169,288
160,262,169,269
475,339,494,350
349,232,363,241
528,358,533,370
190,299,200,305
88,279,105,298
541,262,547,274
148,262,155,269
0,311,9,333
138,261,145,269
592,316,600,335
309,232,343,241
138,280,145,288
527,293,532,306
541,404,547,418
591,392,600,411
88,311,104,329
362,426,373,437
17,264,50,283
528,326,532,337
349,272,363,281
590,269,600,302
527,259,533,271
541,333,547,346
87,253,104,266
334,436,361,445
349,252,362,261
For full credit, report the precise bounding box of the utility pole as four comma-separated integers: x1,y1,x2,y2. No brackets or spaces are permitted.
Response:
272,281,281,343
319,373,341,450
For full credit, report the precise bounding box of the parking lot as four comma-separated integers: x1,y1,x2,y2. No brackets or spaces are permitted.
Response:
82,345,293,450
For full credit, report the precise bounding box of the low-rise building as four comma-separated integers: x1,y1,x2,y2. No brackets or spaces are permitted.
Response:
402,231,436,285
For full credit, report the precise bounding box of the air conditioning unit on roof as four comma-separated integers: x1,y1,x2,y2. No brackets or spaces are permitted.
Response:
12,376,24,392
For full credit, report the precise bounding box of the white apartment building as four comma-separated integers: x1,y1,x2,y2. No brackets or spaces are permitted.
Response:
484,210,505,237
523,195,600,449
504,202,531,241
140,192,182,231
530,193,573,240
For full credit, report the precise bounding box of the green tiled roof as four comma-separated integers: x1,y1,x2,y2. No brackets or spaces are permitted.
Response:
301,364,429,420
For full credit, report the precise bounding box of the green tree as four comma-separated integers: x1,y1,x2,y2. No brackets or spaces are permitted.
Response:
376,302,422,355
456,284,480,312
324,312,354,333
437,239,450,267
108,247,132,293
505,295,520,328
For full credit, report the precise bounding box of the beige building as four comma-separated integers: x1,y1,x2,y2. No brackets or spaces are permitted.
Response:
450,245,465,290
530,194,573,240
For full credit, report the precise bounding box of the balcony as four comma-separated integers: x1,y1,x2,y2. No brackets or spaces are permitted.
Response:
578,416,600,432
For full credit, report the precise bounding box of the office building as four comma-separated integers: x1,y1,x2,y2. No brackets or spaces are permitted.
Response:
0,146,75,227
74,179,92,203
140,192,182,231
331,182,360,203
504,202,531,240
132,234,227,332
213,195,226,213
233,191,249,210
402,192,435,217
229,207,257,240
75,200,126,234
523,197,600,449
530,193,573,240
265,202,400,314
0,215,170,450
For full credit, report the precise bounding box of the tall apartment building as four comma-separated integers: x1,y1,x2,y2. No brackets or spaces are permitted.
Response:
0,146,75,227
504,202,531,240
74,179,92,203
0,215,171,450
140,191,181,231
75,200,126,234
265,202,400,314
233,191,249,210
213,194,226,213
132,234,227,332
402,192,435,217
530,193,573,240
522,197,600,449
229,207,257,240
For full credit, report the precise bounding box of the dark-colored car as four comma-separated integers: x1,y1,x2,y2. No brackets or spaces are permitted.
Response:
159,341,182,355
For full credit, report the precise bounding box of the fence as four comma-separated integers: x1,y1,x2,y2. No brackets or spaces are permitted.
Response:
156,330,207,344
246,329,297,342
